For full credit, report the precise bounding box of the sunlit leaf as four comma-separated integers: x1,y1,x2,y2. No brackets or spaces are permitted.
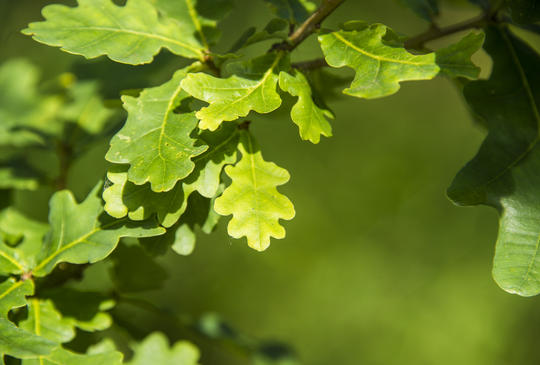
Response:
215,131,295,251
181,53,287,131
279,70,333,143
22,347,123,365
23,0,205,64
106,67,207,192
127,332,200,365
318,24,439,99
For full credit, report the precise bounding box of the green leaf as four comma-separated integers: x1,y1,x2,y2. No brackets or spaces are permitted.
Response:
0,208,49,275
0,59,61,147
215,131,295,251
32,183,165,277
181,53,286,131
106,67,208,192
127,332,200,365
59,81,115,135
42,288,114,332
20,299,75,343
22,0,205,65
318,24,439,99
447,26,540,296
237,19,289,50
0,278,33,317
435,31,485,79
397,0,439,21
22,347,123,365
104,121,238,227
278,70,333,143
184,123,239,198
110,243,168,292
103,165,189,228
0,165,39,191
262,0,316,24
151,0,233,48
0,319,56,359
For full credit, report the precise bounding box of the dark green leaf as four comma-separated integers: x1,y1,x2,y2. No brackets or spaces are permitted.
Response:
448,26,540,296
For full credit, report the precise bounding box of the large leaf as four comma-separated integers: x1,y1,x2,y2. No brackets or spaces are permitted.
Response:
215,131,295,251
181,53,286,131
279,70,333,143
22,0,205,65
152,0,233,48
32,183,165,277
318,24,439,99
127,332,200,365
435,31,485,79
448,26,540,296
20,299,75,344
106,67,208,192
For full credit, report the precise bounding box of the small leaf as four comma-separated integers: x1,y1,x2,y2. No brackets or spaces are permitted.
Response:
318,24,439,99
448,26,540,296
0,208,49,275
103,165,188,228
127,332,200,365
215,131,295,251
435,31,485,79
106,67,208,192
32,182,165,277
22,0,205,65
0,278,34,317
20,299,75,344
279,70,333,143
181,53,286,131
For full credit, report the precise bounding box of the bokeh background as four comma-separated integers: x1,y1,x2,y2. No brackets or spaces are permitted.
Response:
3,0,540,364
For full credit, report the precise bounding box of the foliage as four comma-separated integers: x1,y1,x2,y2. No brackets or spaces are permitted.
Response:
1,0,540,362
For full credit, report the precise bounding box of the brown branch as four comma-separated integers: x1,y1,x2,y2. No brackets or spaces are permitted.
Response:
272,0,346,52
404,14,488,50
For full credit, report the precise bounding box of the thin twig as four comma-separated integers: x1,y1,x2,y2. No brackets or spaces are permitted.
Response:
404,14,489,50
292,58,328,70
272,0,346,52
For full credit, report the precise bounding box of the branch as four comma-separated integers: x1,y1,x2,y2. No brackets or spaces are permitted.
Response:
272,0,346,52
292,58,328,70
404,14,488,50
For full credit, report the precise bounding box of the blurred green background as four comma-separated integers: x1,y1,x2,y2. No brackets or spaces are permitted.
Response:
3,0,540,364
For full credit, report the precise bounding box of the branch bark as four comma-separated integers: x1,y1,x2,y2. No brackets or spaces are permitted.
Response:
272,0,346,52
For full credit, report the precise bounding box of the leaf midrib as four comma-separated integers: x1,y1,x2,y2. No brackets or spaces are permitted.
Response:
331,32,432,66
33,218,126,274
47,26,202,55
